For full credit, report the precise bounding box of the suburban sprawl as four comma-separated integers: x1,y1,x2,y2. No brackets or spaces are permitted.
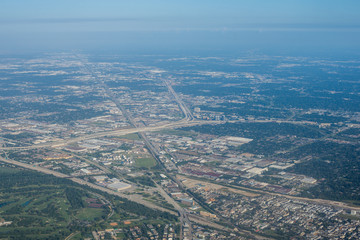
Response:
0,53,360,239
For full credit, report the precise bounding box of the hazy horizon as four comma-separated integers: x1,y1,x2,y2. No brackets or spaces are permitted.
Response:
1,0,359,56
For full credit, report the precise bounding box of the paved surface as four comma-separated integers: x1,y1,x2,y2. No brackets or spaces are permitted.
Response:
0,119,206,151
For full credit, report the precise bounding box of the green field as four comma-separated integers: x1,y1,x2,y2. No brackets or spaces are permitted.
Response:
119,133,141,140
77,207,106,221
135,157,157,168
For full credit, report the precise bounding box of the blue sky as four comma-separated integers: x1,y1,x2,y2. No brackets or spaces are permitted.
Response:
1,0,360,31
0,0,359,54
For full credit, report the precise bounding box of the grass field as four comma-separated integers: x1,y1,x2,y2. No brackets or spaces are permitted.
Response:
119,133,141,140
77,207,105,221
135,157,157,168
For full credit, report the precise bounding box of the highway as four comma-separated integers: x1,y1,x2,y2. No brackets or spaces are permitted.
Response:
0,155,235,233
78,59,195,238
101,81,195,239
0,116,331,152
0,119,208,151
0,155,176,214
164,80,194,121
180,175,360,212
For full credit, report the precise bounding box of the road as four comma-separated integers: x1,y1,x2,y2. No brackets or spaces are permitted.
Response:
64,231,80,240
155,184,194,238
0,119,208,151
164,80,194,121
0,117,335,152
65,150,113,175
101,81,195,239
179,175,360,212
0,155,175,214
75,59,195,239
0,155,238,233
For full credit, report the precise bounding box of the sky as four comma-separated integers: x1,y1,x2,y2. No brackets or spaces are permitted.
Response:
0,0,359,55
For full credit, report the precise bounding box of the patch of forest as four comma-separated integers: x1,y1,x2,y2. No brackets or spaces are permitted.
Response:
287,141,360,202
181,122,326,139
